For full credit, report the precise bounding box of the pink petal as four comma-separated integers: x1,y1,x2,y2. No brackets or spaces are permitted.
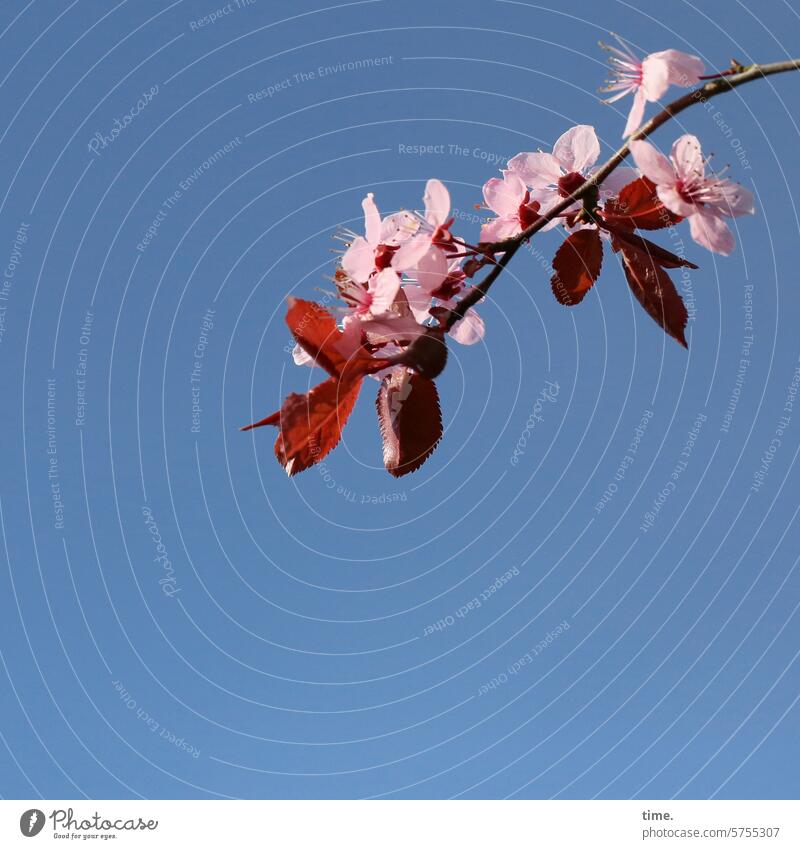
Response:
369,268,401,315
362,193,381,246
448,309,485,345
359,315,426,345
597,166,639,196
552,125,600,173
416,245,449,292
671,134,704,181
652,49,705,86
392,235,431,272
623,88,647,137
483,173,526,216
423,178,450,226
341,236,374,282
718,182,755,217
657,185,696,217
507,151,562,188
404,284,433,322
380,211,419,245
689,208,735,255
629,139,676,185
640,55,671,101
480,215,521,243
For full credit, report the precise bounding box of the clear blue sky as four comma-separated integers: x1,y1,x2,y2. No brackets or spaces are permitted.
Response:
0,0,798,800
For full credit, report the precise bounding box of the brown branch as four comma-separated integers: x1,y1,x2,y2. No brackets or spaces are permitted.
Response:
445,57,800,331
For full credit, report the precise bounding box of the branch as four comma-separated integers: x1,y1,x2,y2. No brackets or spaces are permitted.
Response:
445,58,800,331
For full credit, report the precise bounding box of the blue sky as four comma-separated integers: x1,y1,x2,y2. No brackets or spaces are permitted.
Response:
0,0,798,799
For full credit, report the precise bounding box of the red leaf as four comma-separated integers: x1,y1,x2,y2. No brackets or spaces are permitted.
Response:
605,223,698,270
604,177,683,230
376,368,442,477
243,375,363,476
551,228,604,306
617,245,688,348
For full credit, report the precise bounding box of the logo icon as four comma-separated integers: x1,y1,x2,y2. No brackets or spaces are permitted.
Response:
19,809,45,837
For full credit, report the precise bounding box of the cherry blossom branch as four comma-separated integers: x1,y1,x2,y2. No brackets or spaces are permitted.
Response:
445,57,800,331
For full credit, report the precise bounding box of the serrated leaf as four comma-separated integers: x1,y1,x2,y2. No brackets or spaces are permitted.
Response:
618,245,688,348
605,177,683,230
550,228,604,306
376,368,442,477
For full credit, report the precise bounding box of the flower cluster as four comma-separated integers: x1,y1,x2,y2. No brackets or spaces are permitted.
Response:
245,38,756,479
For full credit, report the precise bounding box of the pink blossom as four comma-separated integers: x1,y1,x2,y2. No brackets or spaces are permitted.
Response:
630,134,754,255
507,125,638,223
600,35,705,137
341,193,418,283
479,172,542,242
392,179,455,292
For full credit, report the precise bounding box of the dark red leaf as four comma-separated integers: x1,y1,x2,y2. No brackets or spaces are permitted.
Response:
604,177,683,230
605,223,698,270
618,245,688,348
376,368,442,477
551,228,604,306
243,375,364,476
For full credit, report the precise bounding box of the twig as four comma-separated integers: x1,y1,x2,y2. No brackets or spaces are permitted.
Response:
445,58,800,331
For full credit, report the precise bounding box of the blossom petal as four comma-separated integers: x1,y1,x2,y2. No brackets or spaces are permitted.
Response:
380,211,419,245
553,125,600,173
362,193,381,246
629,139,676,185
598,166,639,197
404,284,433,322
689,208,735,255
483,173,526,216
423,178,450,226
392,235,430,272
369,268,401,315
719,182,755,217
652,49,705,86
507,151,562,188
448,309,485,345
640,54,671,101
480,215,521,243
342,236,374,282
416,245,449,292
671,134,704,181
623,88,647,137
656,184,696,218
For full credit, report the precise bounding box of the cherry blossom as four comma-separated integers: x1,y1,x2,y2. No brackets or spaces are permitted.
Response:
600,35,705,137
479,171,542,242
392,179,455,291
630,134,754,254
507,125,638,224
